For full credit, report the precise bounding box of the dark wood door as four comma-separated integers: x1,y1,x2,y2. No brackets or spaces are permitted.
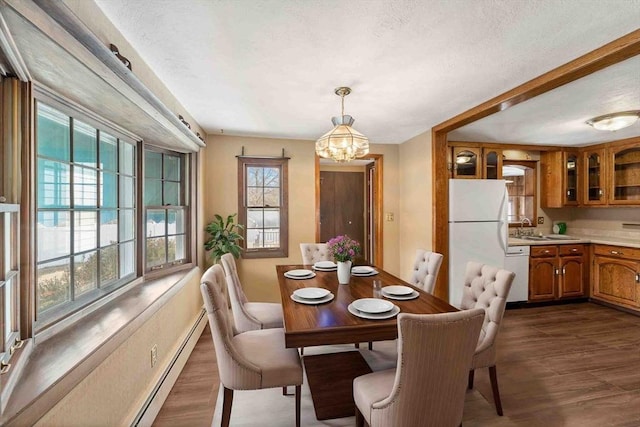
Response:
529,257,556,301
558,256,585,298
320,171,365,250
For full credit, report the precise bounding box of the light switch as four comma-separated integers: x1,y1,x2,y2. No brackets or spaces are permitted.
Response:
385,212,394,222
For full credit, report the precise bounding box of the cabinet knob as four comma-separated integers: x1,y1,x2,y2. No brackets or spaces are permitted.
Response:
562,267,566,275
610,250,623,256
555,268,560,275
571,248,577,252
544,250,550,254
636,273,640,283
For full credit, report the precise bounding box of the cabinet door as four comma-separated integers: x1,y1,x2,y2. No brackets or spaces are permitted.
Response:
564,152,579,205
583,149,607,205
609,143,640,205
452,147,481,179
529,257,557,301
558,256,584,298
483,149,502,179
592,256,640,308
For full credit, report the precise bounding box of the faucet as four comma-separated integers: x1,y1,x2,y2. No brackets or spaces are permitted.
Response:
518,217,532,237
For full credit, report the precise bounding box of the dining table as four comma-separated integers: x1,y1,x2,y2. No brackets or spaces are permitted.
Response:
276,263,457,420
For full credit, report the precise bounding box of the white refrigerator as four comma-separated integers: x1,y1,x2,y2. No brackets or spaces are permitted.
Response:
448,179,508,307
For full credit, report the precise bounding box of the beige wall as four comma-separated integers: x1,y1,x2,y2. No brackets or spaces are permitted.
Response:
202,135,400,302
398,131,433,283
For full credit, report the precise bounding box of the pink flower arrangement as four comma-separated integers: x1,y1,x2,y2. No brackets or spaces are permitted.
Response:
327,235,361,262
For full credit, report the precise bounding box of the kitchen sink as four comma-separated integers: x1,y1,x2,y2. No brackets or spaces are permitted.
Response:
520,235,553,241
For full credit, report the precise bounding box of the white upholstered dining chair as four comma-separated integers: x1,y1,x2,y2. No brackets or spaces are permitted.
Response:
200,264,303,427
408,249,444,294
299,243,330,265
354,309,485,427
220,253,283,333
461,261,515,416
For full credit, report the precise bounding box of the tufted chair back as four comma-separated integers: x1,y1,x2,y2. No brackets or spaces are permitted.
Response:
300,243,330,265
460,261,515,361
220,253,259,332
409,249,443,294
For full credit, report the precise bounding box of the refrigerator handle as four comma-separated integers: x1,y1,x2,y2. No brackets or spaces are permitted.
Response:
498,187,509,253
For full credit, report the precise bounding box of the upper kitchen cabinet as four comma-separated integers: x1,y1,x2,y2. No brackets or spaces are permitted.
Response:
451,146,481,178
541,150,580,208
609,140,640,204
583,148,607,205
483,149,503,179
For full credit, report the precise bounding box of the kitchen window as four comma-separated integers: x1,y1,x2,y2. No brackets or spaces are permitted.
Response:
503,160,537,226
238,157,289,258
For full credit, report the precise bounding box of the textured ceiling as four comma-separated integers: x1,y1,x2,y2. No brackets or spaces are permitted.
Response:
93,0,640,145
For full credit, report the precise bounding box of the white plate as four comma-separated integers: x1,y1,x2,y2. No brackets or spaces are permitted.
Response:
286,269,314,277
383,290,419,301
313,266,337,271
351,270,379,277
291,293,334,305
352,266,375,274
284,271,316,280
293,287,330,299
382,285,414,296
314,261,337,269
348,303,400,320
352,298,394,314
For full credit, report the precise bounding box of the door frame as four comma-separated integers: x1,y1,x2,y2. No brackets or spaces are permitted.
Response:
315,153,383,267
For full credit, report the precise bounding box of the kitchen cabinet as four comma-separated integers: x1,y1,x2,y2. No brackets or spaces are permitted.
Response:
483,149,503,179
541,150,580,208
609,142,640,205
592,244,640,310
529,244,586,301
451,146,481,178
583,148,607,205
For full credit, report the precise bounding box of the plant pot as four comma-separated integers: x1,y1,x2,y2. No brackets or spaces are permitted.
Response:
337,260,352,285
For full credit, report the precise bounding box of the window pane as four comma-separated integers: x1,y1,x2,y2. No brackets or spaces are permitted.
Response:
120,209,135,241
74,211,97,252
37,211,71,261
120,141,135,176
100,245,118,284
263,187,280,206
145,179,162,206
145,151,162,178
246,229,262,249
100,172,117,208
164,155,180,181
264,209,280,227
247,187,263,206
120,241,135,277
74,251,97,297
168,235,185,262
263,168,280,187
37,258,70,312
164,182,180,206
38,159,70,208
120,176,135,208
247,167,262,186
167,209,184,235
5,278,14,340
74,166,97,207
100,210,118,247
146,237,166,268
37,103,70,161
147,209,166,237
73,120,97,167
247,208,263,228
99,133,118,171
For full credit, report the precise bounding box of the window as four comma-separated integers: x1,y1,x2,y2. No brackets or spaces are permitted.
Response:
35,102,137,324
144,149,189,271
238,157,288,258
503,160,537,226
0,203,21,372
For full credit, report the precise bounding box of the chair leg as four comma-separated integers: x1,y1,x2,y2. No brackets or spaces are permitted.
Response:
222,387,234,427
300,347,304,356
368,341,373,351
468,369,475,389
355,343,360,349
488,365,504,416
355,405,365,427
283,386,293,396
295,385,301,427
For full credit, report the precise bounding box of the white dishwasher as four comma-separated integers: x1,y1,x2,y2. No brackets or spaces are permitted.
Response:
504,246,530,302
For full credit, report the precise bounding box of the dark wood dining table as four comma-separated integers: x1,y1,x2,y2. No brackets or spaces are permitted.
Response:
276,263,458,420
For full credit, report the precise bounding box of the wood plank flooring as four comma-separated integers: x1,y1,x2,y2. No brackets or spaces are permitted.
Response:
154,303,640,426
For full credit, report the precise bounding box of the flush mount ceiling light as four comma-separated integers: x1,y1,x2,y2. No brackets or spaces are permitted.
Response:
586,111,640,131
315,87,369,162
455,154,472,164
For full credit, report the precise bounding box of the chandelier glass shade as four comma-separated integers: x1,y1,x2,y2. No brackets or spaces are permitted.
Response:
586,111,640,131
315,87,369,162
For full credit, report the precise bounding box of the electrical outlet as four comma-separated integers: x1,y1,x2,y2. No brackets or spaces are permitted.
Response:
537,217,544,224
385,212,394,222
151,344,158,367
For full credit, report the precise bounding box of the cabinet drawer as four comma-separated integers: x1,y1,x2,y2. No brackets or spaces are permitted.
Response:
559,244,585,256
530,246,558,258
593,245,640,260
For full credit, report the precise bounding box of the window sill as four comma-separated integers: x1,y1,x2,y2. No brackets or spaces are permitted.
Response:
0,267,201,426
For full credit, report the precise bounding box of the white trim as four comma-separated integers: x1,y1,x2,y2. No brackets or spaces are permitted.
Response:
0,8,30,81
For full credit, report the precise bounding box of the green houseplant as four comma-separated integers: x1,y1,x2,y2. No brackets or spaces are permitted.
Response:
204,214,244,263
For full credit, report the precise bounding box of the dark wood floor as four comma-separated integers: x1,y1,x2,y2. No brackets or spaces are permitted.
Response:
154,302,640,426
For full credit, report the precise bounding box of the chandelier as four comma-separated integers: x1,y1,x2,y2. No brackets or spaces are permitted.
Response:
315,87,369,162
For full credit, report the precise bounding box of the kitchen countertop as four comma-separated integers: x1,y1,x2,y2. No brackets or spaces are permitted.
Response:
509,235,640,249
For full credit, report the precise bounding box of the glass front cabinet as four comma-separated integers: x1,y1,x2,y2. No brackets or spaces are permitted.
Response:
451,147,481,179
610,142,640,204
583,148,607,205
564,151,579,205
483,149,503,179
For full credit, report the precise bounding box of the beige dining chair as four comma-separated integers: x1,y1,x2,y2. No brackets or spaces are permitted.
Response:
299,243,330,265
200,264,304,427
354,309,485,427
461,261,515,416
220,253,283,333
409,249,444,294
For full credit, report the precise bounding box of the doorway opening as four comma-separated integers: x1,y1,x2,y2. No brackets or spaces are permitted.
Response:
315,154,383,266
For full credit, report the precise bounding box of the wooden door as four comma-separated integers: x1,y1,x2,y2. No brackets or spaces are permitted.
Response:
592,256,640,308
609,142,640,205
482,149,502,179
583,148,607,205
558,256,584,298
452,147,481,178
320,171,365,250
529,257,557,301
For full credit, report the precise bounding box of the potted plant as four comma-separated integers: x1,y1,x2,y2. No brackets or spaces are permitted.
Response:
204,213,244,263
327,235,361,284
